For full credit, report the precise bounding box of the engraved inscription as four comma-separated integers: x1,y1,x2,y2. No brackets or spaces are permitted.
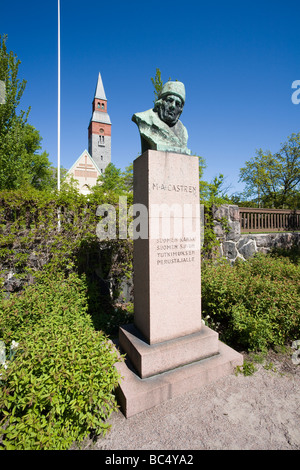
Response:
152,182,197,196
156,237,196,265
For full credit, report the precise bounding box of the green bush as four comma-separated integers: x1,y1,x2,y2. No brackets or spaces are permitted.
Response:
201,253,300,351
0,188,133,311
0,271,122,450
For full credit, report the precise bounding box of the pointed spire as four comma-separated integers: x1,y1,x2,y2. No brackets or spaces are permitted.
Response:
94,72,107,100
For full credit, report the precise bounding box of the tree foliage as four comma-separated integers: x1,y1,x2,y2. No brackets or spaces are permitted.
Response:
122,162,133,192
150,68,173,103
0,35,53,190
150,68,164,102
0,35,27,130
239,133,300,208
92,163,127,196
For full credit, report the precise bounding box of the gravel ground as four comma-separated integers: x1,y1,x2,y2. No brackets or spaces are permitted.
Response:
76,348,300,451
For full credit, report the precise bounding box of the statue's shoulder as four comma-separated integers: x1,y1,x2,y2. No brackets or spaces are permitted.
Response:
174,119,188,138
132,108,156,126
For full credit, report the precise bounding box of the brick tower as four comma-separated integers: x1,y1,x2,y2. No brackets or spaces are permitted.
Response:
88,72,111,173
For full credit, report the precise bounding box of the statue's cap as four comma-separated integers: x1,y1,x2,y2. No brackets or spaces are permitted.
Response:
158,81,185,103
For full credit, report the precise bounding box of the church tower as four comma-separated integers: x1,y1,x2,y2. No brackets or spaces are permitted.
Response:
88,72,111,173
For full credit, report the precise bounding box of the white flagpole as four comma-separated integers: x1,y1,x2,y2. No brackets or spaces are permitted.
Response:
57,0,61,191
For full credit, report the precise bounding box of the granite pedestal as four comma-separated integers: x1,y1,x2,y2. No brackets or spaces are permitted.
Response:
117,150,243,418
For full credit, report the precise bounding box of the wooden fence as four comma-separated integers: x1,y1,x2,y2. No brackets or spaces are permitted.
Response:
239,207,300,233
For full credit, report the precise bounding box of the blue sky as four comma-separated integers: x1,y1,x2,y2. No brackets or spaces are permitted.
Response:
1,0,300,195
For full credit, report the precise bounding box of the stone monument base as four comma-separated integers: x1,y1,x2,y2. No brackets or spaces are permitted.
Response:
116,324,243,418
114,149,243,418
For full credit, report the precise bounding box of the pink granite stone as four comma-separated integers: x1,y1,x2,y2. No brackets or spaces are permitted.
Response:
115,340,244,418
119,323,219,378
133,151,202,344
116,150,243,418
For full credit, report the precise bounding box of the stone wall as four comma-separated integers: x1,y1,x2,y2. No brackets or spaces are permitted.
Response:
212,204,300,263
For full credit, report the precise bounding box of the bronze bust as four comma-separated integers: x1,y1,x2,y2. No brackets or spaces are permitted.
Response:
132,81,191,155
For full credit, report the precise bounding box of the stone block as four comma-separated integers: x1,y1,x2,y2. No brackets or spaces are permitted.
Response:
223,241,237,259
213,221,225,238
116,340,243,418
237,236,250,250
119,323,219,378
229,205,240,222
239,240,257,259
212,204,229,220
226,221,241,242
133,150,202,345
252,234,269,247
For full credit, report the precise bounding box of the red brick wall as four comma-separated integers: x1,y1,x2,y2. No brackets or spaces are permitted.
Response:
89,121,111,137
93,99,107,112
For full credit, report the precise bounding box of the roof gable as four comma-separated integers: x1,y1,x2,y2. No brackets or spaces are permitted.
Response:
67,149,101,175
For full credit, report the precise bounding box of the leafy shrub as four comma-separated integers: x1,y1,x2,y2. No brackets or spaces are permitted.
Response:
0,187,133,300
201,253,300,351
0,271,122,450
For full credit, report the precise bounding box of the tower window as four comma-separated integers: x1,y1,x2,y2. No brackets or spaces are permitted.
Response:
102,103,105,109
98,128,105,146
97,102,100,108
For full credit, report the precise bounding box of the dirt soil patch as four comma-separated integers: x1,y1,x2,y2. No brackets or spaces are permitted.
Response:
75,348,300,451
